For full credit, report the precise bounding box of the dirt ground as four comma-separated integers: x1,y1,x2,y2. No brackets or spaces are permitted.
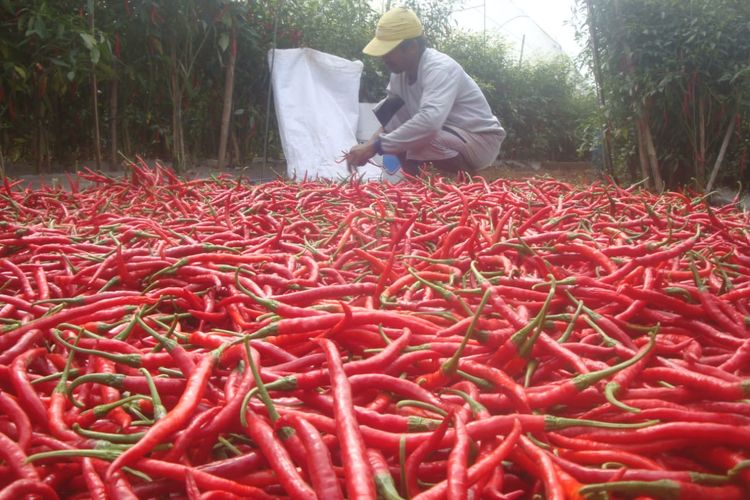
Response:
4,158,600,189
480,160,600,184
206,159,601,185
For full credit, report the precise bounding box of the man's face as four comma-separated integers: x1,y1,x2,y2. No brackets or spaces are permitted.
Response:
382,42,415,74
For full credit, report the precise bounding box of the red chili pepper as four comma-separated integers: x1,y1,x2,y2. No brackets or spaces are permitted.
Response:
294,391,438,433
557,448,663,471
279,408,649,453
5,164,750,497
639,366,749,401
458,359,531,413
579,479,744,499
578,422,750,450
9,347,49,430
95,358,132,429
375,211,419,305
164,406,222,463
366,448,402,500
242,408,316,499
106,350,219,478
6,295,156,339
262,328,413,391
528,331,656,409
446,413,470,500
0,391,31,452
699,447,750,487
67,372,186,402
0,478,60,500
81,457,107,500
319,339,377,499
277,413,344,500
415,419,522,500
405,412,453,497
0,327,44,368
0,259,35,299
515,435,565,500
0,432,37,480
603,332,657,412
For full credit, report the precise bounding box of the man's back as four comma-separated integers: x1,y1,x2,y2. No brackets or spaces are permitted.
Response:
385,48,502,140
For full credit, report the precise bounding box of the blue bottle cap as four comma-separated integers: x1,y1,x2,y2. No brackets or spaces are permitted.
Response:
382,154,401,174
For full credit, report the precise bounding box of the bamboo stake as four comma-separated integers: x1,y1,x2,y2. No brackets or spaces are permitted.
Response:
642,114,664,192
110,79,118,170
218,26,237,170
89,0,102,171
584,0,614,175
706,115,736,192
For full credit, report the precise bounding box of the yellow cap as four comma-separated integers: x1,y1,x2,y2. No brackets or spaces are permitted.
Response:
363,7,424,57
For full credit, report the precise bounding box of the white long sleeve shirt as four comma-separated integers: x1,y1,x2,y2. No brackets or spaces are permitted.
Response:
375,48,503,153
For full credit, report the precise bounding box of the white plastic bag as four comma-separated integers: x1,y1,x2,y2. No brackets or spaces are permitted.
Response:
270,48,381,181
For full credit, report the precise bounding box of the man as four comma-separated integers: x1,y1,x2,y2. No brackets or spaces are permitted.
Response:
347,6,506,176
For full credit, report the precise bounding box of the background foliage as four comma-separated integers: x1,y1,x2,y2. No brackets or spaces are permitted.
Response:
0,0,593,174
577,0,750,190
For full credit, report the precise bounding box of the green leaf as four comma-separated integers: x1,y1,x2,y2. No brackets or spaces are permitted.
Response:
219,33,229,52
90,46,100,65
66,71,75,81
38,16,47,37
80,33,96,50
657,75,672,91
151,38,163,55
14,66,26,79
22,14,33,36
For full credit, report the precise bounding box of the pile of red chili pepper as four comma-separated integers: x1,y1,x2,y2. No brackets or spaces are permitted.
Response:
1,162,750,499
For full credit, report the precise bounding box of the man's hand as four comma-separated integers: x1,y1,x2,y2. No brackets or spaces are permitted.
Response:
346,142,376,173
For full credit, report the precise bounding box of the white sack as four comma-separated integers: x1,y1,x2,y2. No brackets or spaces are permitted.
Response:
270,48,379,181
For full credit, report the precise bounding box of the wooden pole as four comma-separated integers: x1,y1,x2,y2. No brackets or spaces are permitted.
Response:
262,12,278,176
706,114,736,192
89,0,102,170
218,26,237,170
584,0,614,175
110,79,118,170
698,96,707,183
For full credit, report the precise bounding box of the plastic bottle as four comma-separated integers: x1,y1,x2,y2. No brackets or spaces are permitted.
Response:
382,154,401,174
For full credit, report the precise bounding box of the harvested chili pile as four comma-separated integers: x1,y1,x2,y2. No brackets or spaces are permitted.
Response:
1,162,750,499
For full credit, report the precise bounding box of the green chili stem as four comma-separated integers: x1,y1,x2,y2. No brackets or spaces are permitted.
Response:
519,277,557,358
32,369,80,386
217,436,243,457
394,400,448,417
73,424,145,444
441,288,492,376
443,388,487,417
557,301,584,344
51,329,142,367
138,368,167,421
407,267,472,316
